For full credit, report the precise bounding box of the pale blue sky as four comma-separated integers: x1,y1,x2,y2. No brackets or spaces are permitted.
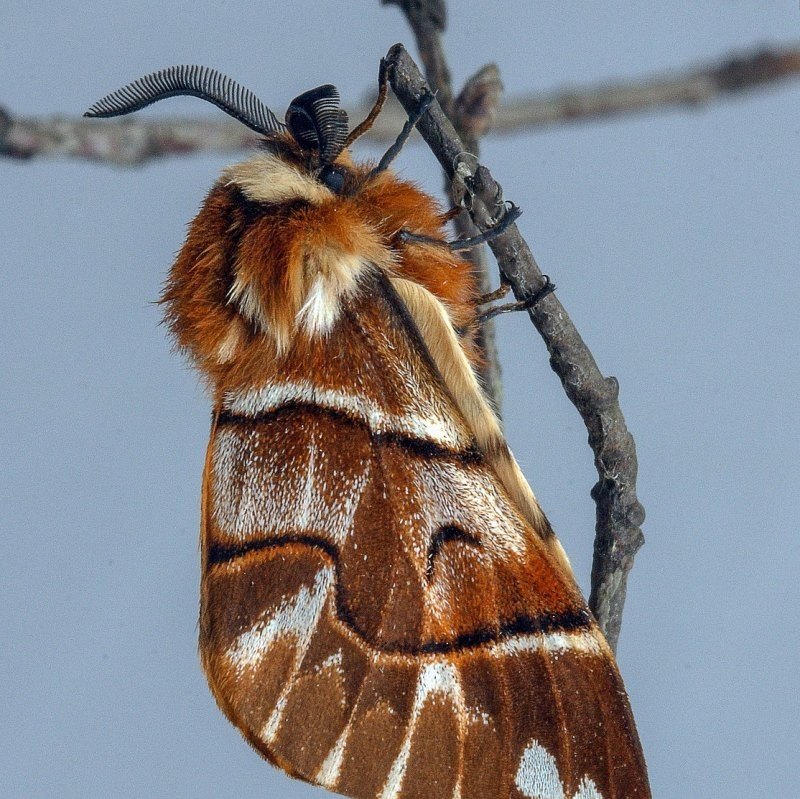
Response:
2,2,799,797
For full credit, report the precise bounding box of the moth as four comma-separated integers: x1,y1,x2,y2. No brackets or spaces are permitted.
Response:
86,62,651,799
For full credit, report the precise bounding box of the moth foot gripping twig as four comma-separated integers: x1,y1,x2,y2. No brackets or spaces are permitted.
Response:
395,200,522,251
447,201,522,251
477,275,556,324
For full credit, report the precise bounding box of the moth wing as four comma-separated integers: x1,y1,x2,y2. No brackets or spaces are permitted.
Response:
200,273,650,799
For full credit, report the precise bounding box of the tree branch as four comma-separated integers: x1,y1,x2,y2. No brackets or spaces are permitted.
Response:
3,43,798,163
384,42,645,652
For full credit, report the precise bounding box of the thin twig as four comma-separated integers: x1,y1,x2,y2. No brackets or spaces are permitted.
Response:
3,43,799,163
384,43,645,652
449,64,505,413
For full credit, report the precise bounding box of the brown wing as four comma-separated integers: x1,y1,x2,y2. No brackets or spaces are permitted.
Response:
199,274,651,799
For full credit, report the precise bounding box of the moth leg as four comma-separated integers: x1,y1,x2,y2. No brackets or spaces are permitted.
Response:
479,280,511,305
396,202,522,251
345,58,389,147
476,275,556,323
448,202,522,251
439,206,463,224
394,229,449,247
371,90,436,175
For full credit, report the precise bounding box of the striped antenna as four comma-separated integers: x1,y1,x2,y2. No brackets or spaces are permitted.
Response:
84,65,285,136
286,84,349,163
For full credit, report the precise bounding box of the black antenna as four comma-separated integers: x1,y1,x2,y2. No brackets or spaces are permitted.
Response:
285,85,349,163
84,65,285,137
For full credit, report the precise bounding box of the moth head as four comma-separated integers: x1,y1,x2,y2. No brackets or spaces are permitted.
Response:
86,66,387,363
84,65,350,177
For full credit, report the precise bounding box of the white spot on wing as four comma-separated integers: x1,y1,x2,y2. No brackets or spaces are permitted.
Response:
515,740,606,799
261,693,289,744
574,777,603,799
211,426,370,545
417,660,463,704
515,742,565,799
223,568,333,745
409,459,529,565
296,437,318,531
316,725,350,788
497,630,603,658
255,567,335,744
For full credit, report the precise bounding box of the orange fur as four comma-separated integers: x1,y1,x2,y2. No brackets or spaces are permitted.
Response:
163,137,478,399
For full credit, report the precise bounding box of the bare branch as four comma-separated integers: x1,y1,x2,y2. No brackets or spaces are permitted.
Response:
384,43,645,652
448,62,506,413
454,63,503,142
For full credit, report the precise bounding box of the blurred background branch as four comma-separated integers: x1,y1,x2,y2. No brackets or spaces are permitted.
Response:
2,43,798,163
